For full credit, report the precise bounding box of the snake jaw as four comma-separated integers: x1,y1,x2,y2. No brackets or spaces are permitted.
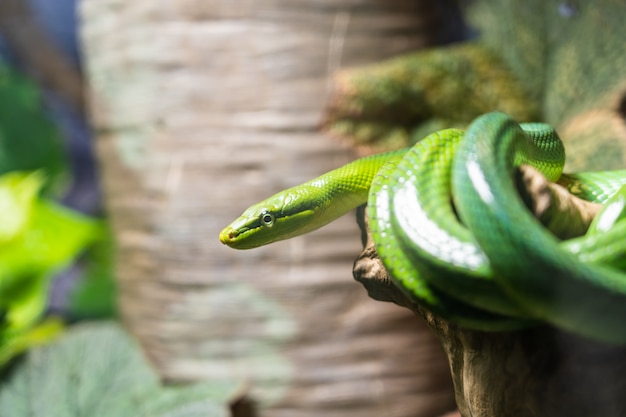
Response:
218,226,238,246
218,212,260,249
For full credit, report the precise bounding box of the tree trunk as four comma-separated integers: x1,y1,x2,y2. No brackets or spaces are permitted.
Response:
80,1,456,416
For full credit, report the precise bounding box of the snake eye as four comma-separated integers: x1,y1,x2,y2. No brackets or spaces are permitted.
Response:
260,212,275,227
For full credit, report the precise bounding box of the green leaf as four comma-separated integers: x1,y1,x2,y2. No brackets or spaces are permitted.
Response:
0,171,44,245
0,317,64,367
0,67,67,194
67,225,118,319
0,323,241,417
67,271,117,319
0,199,101,331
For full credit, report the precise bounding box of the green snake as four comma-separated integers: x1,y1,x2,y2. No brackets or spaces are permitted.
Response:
220,112,626,344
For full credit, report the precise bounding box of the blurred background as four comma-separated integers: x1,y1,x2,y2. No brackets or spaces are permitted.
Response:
4,1,623,417
0,0,115,333
0,1,457,416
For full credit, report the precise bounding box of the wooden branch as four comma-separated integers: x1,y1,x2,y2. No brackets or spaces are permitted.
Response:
515,165,600,239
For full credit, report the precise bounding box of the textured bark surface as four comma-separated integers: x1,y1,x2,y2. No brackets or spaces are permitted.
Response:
353,169,626,417
80,1,457,416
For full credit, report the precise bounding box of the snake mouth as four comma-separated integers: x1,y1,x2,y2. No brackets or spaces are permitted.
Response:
218,227,237,245
219,225,257,248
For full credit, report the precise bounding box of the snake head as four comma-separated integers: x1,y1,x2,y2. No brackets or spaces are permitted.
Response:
219,188,320,249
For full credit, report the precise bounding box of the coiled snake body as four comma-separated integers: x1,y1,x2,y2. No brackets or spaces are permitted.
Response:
220,112,626,344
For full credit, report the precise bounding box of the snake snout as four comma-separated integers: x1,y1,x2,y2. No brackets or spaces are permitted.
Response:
218,227,237,245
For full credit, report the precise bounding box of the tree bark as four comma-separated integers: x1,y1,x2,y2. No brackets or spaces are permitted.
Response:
80,1,457,416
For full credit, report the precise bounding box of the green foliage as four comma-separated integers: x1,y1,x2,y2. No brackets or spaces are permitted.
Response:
0,64,113,368
0,172,43,244
0,172,100,368
68,226,118,319
324,43,538,151
0,318,64,368
0,323,240,417
0,67,67,194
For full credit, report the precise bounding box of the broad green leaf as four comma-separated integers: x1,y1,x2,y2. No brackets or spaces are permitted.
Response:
0,67,67,194
0,317,64,367
0,200,100,274
67,271,117,319
0,323,241,417
0,199,101,331
67,225,118,319
0,171,44,245
0,272,48,335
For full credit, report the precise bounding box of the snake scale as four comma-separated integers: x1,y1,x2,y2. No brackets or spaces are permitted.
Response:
220,112,626,344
